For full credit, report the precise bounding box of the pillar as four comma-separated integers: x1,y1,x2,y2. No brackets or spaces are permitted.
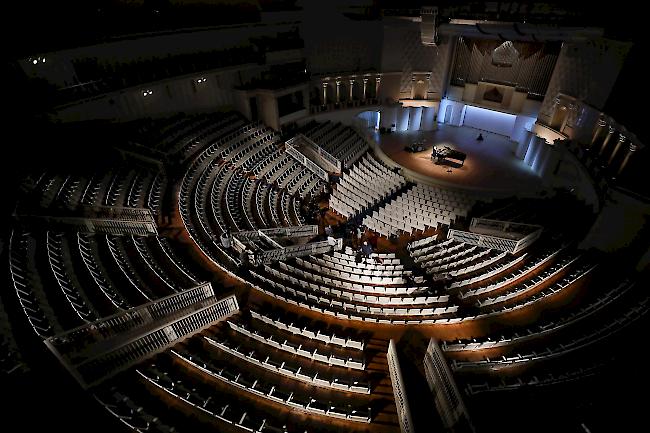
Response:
524,135,543,168
411,75,416,99
322,82,328,105
515,131,534,160
335,79,341,103
590,117,607,149
420,106,436,131
375,76,381,100
410,106,423,131
618,143,637,175
363,78,368,100
598,126,617,157
349,79,355,100
608,134,627,165
426,73,431,100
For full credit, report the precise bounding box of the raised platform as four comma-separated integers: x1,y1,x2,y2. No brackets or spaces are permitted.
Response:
369,125,544,196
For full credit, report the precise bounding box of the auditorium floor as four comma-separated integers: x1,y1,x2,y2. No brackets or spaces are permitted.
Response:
373,124,544,194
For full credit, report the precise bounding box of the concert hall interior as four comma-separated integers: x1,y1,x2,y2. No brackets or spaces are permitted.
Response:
2,1,648,433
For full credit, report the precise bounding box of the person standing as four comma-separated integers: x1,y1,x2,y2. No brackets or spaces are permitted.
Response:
220,230,232,249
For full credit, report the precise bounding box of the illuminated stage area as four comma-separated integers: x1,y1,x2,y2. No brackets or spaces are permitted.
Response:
374,124,544,194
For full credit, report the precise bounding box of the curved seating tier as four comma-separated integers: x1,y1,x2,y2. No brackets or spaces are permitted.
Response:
95,388,178,433
456,245,567,299
226,320,366,369
451,296,649,372
464,362,604,395
249,310,365,350
302,121,369,168
203,334,371,394
179,121,319,268
443,279,637,353
138,366,308,432
172,349,371,422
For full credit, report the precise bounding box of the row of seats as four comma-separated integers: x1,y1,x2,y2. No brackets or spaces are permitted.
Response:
292,258,410,285
464,363,603,395
320,253,405,272
475,254,582,308
171,113,246,162
451,296,649,371
274,261,445,305
408,237,454,258
138,365,294,433
172,349,371,423
280,255,424,290
9,230,59,337
444,279,636,352
407,234,442,251
458,246,566,299
304,255,409,277
251,268,457,320
46,231,99,322
226,320,366,370
77,233,133,311
412,240,467,262
204,334,371,393
274,261,430,296
423,248,495,275
249,310,365,350
419,243,479,267
95,388,177,433
447,253,527,289
31,165,164,217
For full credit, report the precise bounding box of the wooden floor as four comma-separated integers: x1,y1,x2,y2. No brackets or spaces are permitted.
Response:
373,124,543,194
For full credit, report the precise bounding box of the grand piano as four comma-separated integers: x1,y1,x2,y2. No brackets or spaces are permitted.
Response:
431,145,466,166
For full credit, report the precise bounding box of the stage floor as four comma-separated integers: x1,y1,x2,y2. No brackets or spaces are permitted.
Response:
373,125,543,194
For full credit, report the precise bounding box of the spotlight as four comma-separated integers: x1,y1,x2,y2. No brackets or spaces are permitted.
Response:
32,59,38,65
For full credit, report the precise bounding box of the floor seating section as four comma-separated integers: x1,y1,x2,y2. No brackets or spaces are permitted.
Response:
330,154,406,218
363,184,477,237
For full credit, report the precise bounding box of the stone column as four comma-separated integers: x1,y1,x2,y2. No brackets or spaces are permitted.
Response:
411,74,416,99
375,76,381,100
335,79,341,103
322,82,328,105
590,117,607,149
598,126,617,157
363,77,368,100
617,143,637,175
349,79,355,100
426,73,431,100
608,134,627,165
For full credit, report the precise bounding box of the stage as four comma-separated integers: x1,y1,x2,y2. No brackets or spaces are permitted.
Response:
372,124,544,194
